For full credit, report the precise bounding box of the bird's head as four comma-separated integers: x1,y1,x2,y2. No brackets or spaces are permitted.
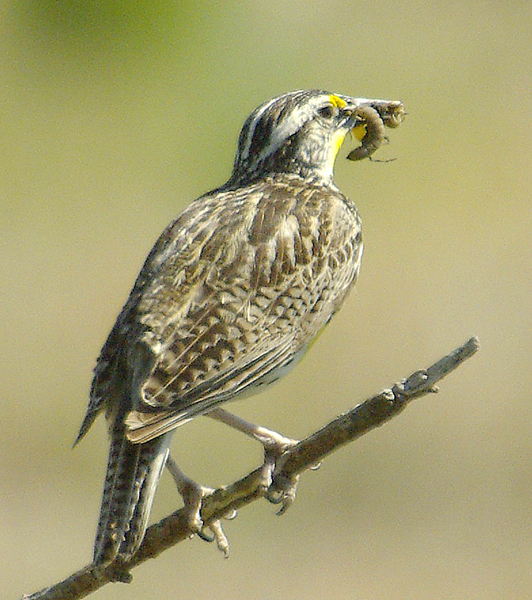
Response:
229,89,405,186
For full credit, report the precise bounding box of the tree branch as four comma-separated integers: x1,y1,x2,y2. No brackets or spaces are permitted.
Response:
22,337,480,600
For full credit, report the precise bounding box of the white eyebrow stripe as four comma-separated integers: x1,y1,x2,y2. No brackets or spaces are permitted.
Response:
254,95,327,164
257,104,306,159
240,96,279,160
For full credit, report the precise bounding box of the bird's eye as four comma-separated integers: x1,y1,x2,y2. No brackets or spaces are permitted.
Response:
318,105,335,119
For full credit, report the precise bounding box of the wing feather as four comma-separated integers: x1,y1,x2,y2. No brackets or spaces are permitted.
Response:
80,176,361,448
125,335,296,443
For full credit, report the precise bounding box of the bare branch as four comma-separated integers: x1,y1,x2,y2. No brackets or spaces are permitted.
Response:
22,337,479,600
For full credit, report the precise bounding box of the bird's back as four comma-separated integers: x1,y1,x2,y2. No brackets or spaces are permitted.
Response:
82,173,362,444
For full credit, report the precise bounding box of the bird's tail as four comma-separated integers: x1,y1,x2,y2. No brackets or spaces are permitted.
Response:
93,419,171,565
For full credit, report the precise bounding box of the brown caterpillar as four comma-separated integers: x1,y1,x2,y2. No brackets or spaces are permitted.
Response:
381,101,405,128
347,105,386,161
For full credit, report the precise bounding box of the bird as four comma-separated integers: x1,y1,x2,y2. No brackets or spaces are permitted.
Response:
75,89,404,573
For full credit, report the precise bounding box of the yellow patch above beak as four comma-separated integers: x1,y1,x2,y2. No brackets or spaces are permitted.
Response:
329,94,347,109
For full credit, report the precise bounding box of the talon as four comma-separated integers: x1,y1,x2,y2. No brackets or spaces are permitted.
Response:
208,519,230,558
268,473,300,514
266,489,284,505
197,528,215,543
180,482,213,534
196,516,233,558
275,481,297,515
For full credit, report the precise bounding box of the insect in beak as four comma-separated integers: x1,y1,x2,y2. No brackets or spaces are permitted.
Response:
347,101,405,162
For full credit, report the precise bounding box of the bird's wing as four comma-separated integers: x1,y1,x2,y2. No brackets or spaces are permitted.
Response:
83,179,361,445
125,334,297,443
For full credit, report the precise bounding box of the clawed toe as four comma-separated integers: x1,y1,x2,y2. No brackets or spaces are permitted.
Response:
205,519,230,557
166,455,235,556
195,512,234,557
206,407,301,514
266,472,299,515
176,476,214,534
259,443,300,515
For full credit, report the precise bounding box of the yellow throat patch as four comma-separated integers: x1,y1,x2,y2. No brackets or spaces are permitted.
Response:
328,96,349,167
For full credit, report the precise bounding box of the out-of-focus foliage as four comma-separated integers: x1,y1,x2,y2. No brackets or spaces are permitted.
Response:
2,1,531,598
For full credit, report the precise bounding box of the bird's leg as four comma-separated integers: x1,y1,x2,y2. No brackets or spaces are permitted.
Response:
165,454,230,556
207,407,300,513
207,407,298,450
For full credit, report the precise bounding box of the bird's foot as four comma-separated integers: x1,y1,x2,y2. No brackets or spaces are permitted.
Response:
206,408,301,514
166,455,233,557
259,434,300,515
197,514,236,558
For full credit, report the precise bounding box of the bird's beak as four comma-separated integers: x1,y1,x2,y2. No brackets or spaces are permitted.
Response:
343,98,405,128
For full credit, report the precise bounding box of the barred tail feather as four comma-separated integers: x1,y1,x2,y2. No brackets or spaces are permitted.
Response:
93,421,171,565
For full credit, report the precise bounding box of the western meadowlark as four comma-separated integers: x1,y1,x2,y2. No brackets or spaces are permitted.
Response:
76,89,404,571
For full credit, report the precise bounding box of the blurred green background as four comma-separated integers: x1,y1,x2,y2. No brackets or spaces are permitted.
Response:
2,1,531,598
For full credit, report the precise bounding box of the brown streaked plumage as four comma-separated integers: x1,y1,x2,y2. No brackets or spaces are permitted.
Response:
76,89,404,568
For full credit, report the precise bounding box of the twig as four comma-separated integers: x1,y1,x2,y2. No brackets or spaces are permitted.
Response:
21,337,479,600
